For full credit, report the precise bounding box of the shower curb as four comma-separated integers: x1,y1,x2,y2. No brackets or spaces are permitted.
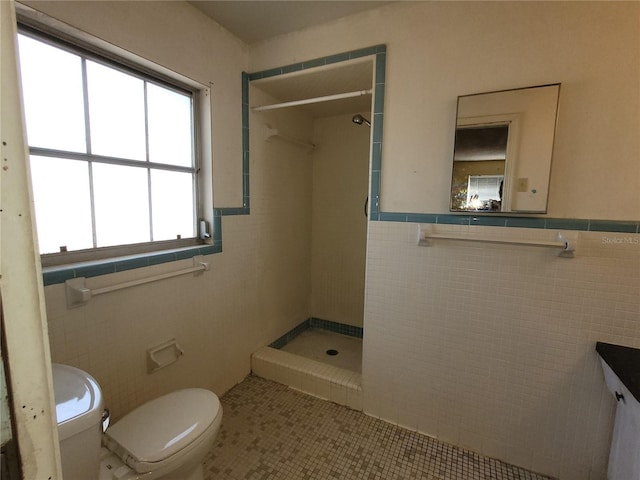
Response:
251,346,363,411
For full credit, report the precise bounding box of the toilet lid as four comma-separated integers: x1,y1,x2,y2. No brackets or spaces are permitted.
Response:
104,388,220,467
51,364,103,441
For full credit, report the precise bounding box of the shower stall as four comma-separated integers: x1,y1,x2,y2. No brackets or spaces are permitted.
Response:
247,56,377,410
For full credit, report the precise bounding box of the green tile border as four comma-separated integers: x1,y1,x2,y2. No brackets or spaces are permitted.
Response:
375,213,639,233
310,317,363,338
243,44,387,223
269,320,311,349
269,317,363,350
42,244,220,286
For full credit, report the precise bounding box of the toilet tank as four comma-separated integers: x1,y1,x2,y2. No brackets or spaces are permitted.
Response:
52,364,104,480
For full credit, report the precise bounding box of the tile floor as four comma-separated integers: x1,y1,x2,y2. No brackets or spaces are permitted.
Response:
203,375,555,480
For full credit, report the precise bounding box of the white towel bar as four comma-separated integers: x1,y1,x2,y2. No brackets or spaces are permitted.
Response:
418,226,575,257
252,89,372,112
65,255,209,308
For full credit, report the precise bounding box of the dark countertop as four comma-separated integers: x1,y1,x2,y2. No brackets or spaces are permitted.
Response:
596,342,640,403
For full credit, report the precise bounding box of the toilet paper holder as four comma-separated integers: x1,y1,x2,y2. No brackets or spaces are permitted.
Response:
147,339,184,373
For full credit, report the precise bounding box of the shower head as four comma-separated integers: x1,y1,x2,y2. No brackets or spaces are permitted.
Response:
352,114,371,127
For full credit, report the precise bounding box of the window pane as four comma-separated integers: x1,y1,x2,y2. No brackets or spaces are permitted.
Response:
18,35,86,152
29,156,93,253
87,61,146,160
93,163,150,247
151,170,195,240
147,84,193,167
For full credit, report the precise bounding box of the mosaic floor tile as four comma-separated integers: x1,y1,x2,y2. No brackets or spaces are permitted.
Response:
203,375,555,480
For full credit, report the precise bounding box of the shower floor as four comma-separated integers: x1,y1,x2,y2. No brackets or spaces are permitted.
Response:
280,327,362,372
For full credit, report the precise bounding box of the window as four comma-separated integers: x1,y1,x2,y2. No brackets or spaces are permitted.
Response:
17,28,203,262
466,175,503,211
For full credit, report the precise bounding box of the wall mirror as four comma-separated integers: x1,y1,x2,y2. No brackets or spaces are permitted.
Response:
450,83,560,213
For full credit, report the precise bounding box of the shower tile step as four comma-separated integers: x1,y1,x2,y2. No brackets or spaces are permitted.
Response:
251,346,363,411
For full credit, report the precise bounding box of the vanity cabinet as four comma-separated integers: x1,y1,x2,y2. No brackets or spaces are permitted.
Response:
596,342,640,480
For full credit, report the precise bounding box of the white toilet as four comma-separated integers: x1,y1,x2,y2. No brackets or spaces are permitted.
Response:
52,363,223,480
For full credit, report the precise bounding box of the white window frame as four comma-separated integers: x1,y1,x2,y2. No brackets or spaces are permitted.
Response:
466,174,504,210
16,7,213,268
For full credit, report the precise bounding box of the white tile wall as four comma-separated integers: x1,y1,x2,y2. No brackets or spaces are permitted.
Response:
44,249,257,421
362,221,640,480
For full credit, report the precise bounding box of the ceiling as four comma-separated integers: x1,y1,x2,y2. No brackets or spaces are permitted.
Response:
188,1,386,118
188,1,391,45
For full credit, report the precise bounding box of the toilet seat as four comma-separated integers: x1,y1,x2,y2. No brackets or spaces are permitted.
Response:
103,388,221,474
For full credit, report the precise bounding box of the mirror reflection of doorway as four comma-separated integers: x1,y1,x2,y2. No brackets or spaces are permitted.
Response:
449,83,561,213
452,123,508,212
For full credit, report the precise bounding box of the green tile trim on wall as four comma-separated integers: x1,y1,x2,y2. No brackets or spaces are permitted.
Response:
373,212,639,233
41,244,220,286
228,46,387,224
369,47,386,220
247,45,387,82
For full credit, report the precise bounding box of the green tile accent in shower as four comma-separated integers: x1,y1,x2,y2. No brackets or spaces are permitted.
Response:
269,319,311,349
368,49,387,220
302,58,327,69
374,53,386,87
369,170,381,219
269,318,364,350
325,52,351,65
281,63,304,75
248,45,386,83
310,317,364,338
371,142,382,172
374,83,385,115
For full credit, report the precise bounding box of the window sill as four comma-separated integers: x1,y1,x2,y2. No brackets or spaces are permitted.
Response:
41,244,220,286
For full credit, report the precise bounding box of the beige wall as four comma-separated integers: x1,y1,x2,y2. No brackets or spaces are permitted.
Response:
250,1,640,221
311,113,370,328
